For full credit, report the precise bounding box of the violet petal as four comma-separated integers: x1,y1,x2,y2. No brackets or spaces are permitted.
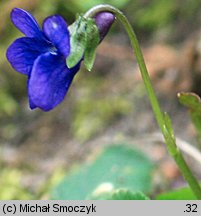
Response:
43,15,70,58
11,8,44,39
6,37,52,75
28,52,80,111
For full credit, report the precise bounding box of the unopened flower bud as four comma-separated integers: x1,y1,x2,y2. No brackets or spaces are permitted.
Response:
94,12,115,41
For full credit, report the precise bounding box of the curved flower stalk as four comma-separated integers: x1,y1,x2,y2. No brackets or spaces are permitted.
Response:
6,8,114,111
82,4,201,199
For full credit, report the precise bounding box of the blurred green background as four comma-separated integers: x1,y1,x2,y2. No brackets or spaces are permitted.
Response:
0,0,201,199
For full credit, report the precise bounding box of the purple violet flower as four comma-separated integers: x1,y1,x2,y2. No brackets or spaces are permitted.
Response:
6,8,114,111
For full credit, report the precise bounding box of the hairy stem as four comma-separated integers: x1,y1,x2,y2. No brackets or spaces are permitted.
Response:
85,4,201,199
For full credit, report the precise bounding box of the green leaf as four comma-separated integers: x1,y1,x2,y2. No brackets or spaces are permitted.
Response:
67,16,88,68
84,18,100,71
51,144,154,200
178,92,201,137
88,188,149,200
178,92,201,112
111,189,149,200
156,183,201,200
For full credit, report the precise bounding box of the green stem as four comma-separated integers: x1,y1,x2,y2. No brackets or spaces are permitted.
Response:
84,4,201,199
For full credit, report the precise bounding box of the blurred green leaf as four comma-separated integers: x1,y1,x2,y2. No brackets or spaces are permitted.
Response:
51,144,154,200
135,0,175,30
0,89,18,117
89,189,149,200
72,93,132,142
68,0,130,12
156,183,201,200
111,189,149,200
178,92,201,137
0,169,32,200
